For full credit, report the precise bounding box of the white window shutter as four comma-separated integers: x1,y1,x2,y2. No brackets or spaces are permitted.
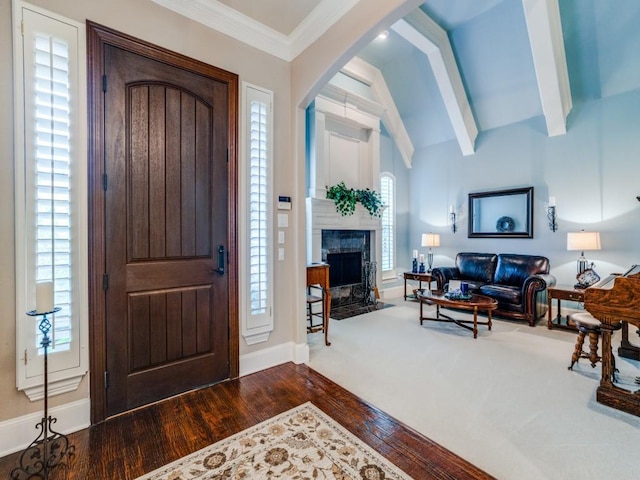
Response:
241,84,274,344
14,2,88,400
380,173,396,276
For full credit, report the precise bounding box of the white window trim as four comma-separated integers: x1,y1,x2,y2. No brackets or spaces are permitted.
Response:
380,171,396,281
240,82,274,345
13,1,88,401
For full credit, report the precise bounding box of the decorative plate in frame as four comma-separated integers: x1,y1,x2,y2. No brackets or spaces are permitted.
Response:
496,216,515,232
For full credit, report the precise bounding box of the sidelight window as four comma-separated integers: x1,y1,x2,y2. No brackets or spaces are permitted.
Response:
13,1,88,400
240,83,274,344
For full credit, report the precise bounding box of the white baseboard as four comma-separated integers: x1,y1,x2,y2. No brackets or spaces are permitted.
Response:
240,341,309,377
0,398,90,458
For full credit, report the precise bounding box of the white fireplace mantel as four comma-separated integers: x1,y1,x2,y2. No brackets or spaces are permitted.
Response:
306,89,384,286
306,198,382,286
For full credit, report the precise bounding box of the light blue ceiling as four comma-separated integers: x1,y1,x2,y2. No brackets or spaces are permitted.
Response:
356,0,640,153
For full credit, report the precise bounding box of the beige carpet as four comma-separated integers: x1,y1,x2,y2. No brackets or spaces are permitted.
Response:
136,402,413,480
307,298,640,480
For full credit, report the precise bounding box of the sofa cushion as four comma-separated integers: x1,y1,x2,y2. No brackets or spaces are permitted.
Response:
456,253,498,284
480,284,521,305
493,254,549,287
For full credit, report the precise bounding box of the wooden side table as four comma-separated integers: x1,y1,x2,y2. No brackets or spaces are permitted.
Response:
307,264,331,346
547,285,585,330
404,272,432,301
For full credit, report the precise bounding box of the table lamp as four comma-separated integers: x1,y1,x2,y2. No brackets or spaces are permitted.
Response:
421,233,440,272
567,231,601,274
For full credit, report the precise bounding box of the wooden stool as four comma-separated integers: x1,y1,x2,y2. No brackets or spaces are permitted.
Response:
568,312,621,377
306,285,325,333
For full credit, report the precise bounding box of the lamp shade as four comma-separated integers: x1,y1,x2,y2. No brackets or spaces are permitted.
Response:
567,231,601,251
421,233,440,248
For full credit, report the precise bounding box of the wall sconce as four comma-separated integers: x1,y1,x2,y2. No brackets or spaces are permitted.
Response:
546,196,558,232
449,205,457,233
421,233,440,272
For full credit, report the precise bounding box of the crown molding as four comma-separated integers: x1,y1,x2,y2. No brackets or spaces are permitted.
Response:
152,0,358,61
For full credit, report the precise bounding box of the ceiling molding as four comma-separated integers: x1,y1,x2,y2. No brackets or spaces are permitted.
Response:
151,0,358,61
393,11,478,156
319,83,386,120
522,0,572,137
343,57,414,168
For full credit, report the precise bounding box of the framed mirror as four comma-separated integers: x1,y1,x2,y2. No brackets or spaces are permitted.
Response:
468,187,534,238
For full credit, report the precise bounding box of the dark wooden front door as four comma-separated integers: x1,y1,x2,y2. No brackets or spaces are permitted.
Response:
88,23,239,420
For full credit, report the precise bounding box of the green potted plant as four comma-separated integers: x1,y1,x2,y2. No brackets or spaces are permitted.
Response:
356,187,383,217
326,182,357,216
326,182,383,217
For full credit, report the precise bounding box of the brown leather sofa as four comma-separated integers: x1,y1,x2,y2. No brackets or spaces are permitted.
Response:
431,252,556,326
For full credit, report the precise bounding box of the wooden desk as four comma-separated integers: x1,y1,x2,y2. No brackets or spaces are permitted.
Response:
547,285,584,330
307,264,331,346
404,272,432,301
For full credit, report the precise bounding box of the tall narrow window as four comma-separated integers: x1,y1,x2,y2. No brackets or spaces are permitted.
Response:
380,173,396,279
241,84,273,344
14,2,88,400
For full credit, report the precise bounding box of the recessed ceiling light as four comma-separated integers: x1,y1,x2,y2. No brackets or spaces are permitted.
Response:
377,30,389,40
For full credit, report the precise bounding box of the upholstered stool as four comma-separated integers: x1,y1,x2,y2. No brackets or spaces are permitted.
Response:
567,312,621,375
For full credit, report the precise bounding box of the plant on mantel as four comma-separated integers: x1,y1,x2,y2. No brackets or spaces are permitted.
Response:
326,182,383,217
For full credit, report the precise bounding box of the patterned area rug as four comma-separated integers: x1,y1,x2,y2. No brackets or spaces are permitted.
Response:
137,402,412,480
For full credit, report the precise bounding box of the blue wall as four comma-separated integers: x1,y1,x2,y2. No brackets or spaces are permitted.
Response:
405,88,640,285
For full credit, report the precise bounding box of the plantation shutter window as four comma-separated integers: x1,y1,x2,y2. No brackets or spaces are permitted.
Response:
249,99,268,315
241,84,274,344
380,173,396,279
14,2,88,400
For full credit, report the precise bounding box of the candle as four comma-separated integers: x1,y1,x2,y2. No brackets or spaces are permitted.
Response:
36,281,54,313
412,249,418,259
449,205,455,214
548,196,556,207
419,254,425,263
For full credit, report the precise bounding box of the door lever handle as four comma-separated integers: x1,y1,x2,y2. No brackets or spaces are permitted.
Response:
214,245,225,276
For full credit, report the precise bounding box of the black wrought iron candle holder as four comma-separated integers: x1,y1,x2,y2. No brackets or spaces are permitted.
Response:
11,307,75,480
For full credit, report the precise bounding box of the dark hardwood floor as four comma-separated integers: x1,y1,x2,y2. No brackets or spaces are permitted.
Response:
0,362,494,479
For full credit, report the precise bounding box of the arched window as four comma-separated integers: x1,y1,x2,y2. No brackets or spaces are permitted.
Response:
380,172,396,279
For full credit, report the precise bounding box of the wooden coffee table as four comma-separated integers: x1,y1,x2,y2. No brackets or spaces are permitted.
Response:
417,291,498,339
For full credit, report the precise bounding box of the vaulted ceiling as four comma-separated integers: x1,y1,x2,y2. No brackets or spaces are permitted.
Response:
153,0,640,162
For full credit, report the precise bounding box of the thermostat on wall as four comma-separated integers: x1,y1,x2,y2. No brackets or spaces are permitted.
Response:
278,196,292,210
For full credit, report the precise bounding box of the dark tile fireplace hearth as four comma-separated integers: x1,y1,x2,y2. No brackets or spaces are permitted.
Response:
322,229,372,308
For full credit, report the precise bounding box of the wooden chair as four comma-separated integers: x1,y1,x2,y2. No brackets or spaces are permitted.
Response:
568,312,621,379
306,264,331,346
307,285,325,334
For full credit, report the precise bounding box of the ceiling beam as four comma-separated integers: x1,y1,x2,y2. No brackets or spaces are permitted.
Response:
342,57,415,169
522,0,572,136
392,10,477,156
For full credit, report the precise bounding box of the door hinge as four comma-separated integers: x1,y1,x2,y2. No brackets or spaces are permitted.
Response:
227,149,229,162
102,74,107,92
103,273,109,290
104,371,109,389
103,174,108,191
22,349,27,365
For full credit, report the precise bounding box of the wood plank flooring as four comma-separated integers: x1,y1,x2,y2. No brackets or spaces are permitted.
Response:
0,362,494,479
